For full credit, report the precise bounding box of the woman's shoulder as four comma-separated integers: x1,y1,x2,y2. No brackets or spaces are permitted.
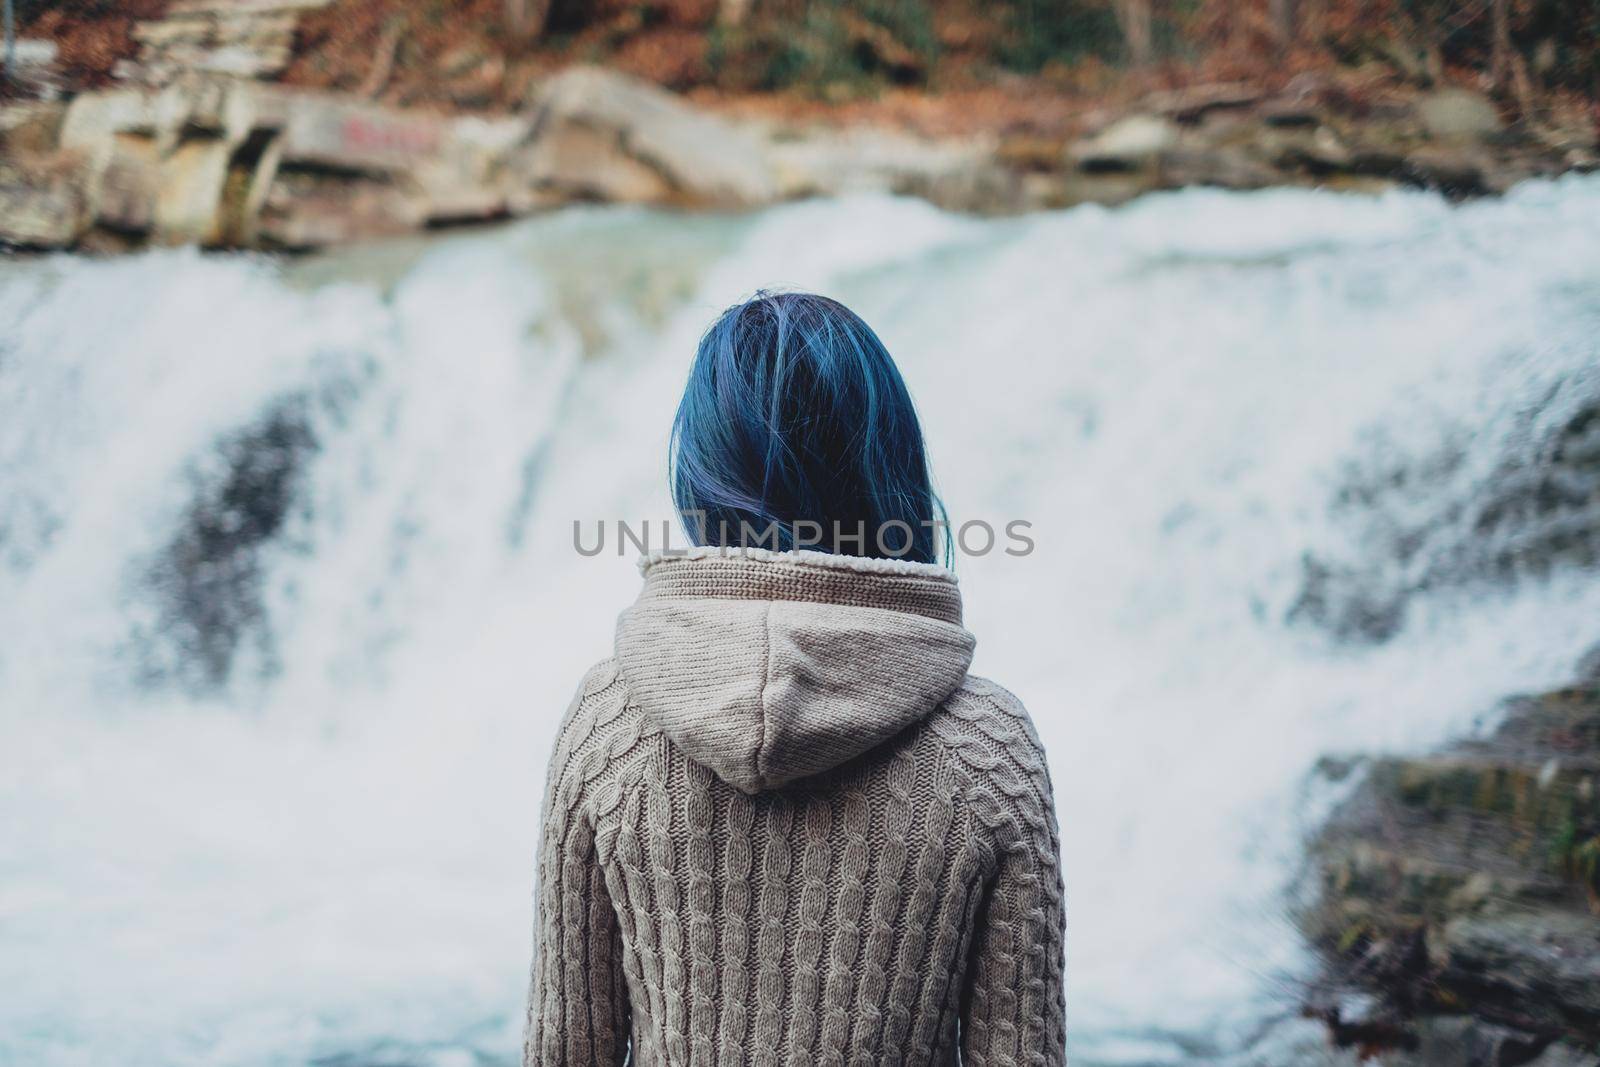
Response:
922,674,1056,811
936,674,1048,749
543,657,648,791
555,657,625,730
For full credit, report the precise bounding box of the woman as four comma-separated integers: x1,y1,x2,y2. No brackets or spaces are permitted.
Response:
524,292,1065,1066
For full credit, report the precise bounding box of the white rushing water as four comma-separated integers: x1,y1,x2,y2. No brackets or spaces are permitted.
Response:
4,179,1600,1066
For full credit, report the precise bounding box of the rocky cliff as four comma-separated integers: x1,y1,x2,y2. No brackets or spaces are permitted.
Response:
4,1,1600,253
1300,678,1600,1066
4,59,1596,253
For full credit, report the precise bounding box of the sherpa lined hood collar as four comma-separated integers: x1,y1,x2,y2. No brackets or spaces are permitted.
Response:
614,548,976,793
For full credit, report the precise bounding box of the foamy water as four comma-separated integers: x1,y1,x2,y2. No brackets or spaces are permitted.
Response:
4,180,1600,1066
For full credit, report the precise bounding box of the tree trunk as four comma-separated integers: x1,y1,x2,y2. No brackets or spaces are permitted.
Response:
1269,0,1296,53
358,18,404,98
504,0,551,42
1300,0,1324,46
1115,0,1154,67
2,0,14,79
1424,39,1444,85
1489,0,1511,92
1509,47,1537,119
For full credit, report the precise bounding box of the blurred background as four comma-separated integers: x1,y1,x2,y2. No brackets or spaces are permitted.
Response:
3,3,1600,1066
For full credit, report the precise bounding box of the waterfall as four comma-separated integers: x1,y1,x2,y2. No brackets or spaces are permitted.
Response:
4,180,1600,1066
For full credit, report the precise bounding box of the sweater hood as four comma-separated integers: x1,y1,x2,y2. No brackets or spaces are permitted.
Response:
614,548,976,794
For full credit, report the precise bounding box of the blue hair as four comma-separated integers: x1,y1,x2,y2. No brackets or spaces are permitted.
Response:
670,290,949,564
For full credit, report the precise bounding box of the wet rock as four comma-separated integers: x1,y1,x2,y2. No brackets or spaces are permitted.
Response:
1291,390,1600,646
140,399,317,691
1441,910,1600,1034
1576,647,1600,685
1400,1016,1561,1067
1288,554,1405,642
1249,1012,1597,1067
1523,1040,1600,1067
1300,683,1600,1060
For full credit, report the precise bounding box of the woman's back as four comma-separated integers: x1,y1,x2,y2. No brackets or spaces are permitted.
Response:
525,549,1064,1066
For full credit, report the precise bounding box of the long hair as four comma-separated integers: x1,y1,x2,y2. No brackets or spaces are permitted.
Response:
669,291,949,564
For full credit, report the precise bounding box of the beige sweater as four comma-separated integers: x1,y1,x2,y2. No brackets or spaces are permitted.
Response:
524,548,1065,1066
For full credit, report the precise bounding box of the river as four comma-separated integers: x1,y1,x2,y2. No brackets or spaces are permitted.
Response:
4,179,1600,1066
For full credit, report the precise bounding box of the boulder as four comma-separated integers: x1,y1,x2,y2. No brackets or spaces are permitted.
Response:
57,84,268,242
1417,89,1503,141
255,88,450,175
255,171,426,249
523,66,777,207
414,114,531,224
60,83,258,158
1397,1017,1576,1067
97,136,162,233
153,136,233,244
1440,910,1600,1031
1070,114,1179,172
514,121,674,204
50,83,540,246
0,101,68,155
0,156,91,247
1301,686,1600,1058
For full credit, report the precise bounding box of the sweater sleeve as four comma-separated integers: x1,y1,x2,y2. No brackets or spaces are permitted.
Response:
524,684,632,1066
958,706,1066,1067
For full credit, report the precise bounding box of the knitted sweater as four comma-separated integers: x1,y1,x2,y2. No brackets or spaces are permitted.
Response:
523,548,1065,1066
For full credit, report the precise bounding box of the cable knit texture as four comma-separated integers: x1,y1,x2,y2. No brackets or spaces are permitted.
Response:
524,549,1066,1066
